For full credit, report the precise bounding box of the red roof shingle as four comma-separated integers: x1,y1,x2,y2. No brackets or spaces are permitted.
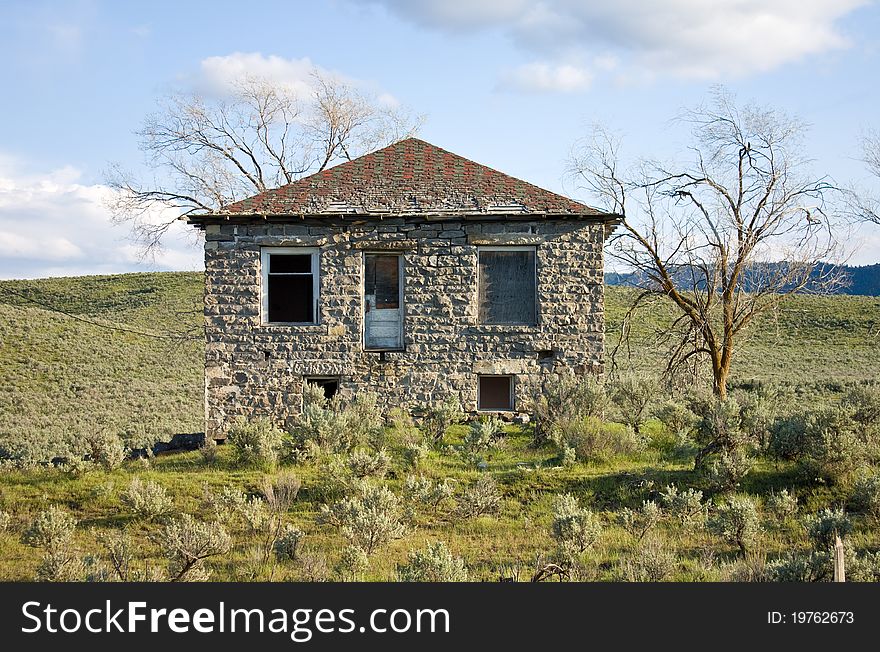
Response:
211,138,606,217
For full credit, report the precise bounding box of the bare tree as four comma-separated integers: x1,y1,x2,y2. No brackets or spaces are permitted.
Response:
107,71,424,257
568,89,845,399
856,129,880,224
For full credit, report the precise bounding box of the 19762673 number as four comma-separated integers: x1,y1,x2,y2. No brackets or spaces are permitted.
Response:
768,612,854,624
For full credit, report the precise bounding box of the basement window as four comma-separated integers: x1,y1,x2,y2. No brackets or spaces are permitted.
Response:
261,247,319,324
478,247,537,325
478,375,514,411
305,377,339,400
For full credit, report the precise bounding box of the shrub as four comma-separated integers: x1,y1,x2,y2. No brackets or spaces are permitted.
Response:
347,448,391,479
770,407,866,483
766,489,799,522
619,536,676,582
199,436,218,464
420,396,465,443
659,485,706,530
768,414,806,461
552,416,642,464
737,385,780,450
23,506,81,581
848,550,880,582
298,550,330,582
805,508,852,551
455,475,502,519
852,472,880,518
121,477,173,520
701,447,753,493
274,524,305,562
550,493,602,563
401,442,429,469
690,396,755,469
348,392,387,450
23,505,77,549
203,485,248,523
290,392,384,455
619,500,662,541
459,417,505,468
156,514,231,582
0,509,10,532
227,417,285,469
725,551,769,582
319,484,407,555
335,545,370,581
89,528,162,582
397,541,468,582
655,401,698,443
767,552,829,582
403,475,455,514
529,374,609,445
81,431,126,471
386,408,423,448
611,374,658,435
708,495,761,556
842,384,880,427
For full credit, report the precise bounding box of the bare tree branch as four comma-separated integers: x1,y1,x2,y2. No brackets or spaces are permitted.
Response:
105,71,425,258
568,87,847,400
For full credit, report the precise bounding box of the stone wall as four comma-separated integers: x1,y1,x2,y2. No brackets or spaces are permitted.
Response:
202,216,608,436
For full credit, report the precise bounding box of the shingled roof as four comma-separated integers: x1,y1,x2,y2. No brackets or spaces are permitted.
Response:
198,138,607,219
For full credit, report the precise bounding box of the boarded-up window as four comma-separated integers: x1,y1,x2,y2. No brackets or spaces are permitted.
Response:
478,248,536,324
261,248,319,323
478,375,514,411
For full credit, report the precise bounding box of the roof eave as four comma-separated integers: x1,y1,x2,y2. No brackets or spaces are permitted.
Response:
184,211,621,228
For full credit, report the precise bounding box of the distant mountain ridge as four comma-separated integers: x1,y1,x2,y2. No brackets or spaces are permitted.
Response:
606,263,880,296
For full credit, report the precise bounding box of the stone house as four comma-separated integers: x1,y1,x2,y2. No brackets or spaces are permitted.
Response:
187,138,619,437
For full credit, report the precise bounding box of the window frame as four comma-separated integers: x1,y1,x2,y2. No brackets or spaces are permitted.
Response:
260,247,320,325
362,251,406,352
477,374,515,412
476,245,538,326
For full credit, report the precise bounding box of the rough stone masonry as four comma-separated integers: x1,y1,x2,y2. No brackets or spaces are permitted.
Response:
188,138,619,437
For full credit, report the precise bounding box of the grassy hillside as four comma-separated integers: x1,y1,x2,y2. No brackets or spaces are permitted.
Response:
1,272,877,453
0,273,203,459
0,272,878,583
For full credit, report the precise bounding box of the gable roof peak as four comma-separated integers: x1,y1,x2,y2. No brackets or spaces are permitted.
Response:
211,137,608,218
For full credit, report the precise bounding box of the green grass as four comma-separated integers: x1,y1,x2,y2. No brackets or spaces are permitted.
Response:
0,272,878,581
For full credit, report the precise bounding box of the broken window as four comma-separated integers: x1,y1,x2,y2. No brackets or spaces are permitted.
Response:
478,247,536,325
478,375,514,411
261,248,319,324
364,253,403,350
305,377,339,400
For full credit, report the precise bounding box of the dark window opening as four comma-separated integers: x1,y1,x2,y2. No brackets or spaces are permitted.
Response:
478,248,536,325
478,375,514,411
537,349,555,361
264,251,317,323
306,377,339,400
365,254,400,309
271,254,311,273
268,274,313,322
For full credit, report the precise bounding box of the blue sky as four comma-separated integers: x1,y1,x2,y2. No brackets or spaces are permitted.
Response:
1,0,879,278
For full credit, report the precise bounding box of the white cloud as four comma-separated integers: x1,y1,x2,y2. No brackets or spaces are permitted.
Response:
195,52,320,97
188,52,405,111
0,157,201,280
362,0,868,89
502,61,593,92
